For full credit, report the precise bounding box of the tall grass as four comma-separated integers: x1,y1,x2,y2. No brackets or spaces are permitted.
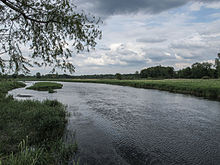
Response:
0,81,25,97
0,81,77,164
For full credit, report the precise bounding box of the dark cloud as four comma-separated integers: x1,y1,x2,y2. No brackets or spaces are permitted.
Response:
75,0,219,17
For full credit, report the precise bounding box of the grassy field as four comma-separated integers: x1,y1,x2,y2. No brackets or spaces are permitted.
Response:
19,78,220,101
0,81,76,164
27,82,63,93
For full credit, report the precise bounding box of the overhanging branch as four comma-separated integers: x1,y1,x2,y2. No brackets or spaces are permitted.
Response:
0,0,58,24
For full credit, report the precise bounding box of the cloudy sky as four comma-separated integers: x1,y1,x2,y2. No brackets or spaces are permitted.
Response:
38,0,220,75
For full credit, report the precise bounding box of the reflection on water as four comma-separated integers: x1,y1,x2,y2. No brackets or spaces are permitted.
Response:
9,82,220,165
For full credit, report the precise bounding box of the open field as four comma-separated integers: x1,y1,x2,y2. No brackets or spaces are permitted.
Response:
0,81,76,164
19,78,220,101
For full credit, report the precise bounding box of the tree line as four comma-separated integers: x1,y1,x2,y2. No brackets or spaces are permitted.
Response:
140,53,220,79
1,54,220,80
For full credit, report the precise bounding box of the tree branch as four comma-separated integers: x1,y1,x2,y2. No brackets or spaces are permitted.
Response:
0,0,58,24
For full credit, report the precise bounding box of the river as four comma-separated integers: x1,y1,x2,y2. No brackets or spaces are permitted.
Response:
8,81,220,165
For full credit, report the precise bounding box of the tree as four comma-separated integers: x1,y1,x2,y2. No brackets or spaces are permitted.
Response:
140,66,174,79
115,73,122,80
215,53,220,78
36,72,41,78
191,62,215,78
177,67,192,78
0,0,102,74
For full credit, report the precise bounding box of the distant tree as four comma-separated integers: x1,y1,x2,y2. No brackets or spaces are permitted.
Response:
55,72,59,78
18,74,25,78
191,62,215,78
215,53,220,78
12,73,18,79
140,66,174,79
0,0,102,74
177,67,192,78
115,73,122,80
36,72,41,79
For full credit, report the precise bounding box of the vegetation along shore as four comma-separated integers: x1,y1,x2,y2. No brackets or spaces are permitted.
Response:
27,82,63,93
0,81,77,164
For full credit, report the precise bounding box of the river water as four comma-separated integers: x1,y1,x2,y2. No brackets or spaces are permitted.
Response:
8,81,220,165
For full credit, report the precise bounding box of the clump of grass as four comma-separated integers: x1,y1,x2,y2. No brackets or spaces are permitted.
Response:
26,82,63,91
48,87,56,93
1,137,78,165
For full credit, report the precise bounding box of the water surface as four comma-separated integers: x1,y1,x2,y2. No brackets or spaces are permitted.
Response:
9,82,220,165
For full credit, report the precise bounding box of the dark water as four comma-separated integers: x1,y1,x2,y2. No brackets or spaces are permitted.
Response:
9,82,220,165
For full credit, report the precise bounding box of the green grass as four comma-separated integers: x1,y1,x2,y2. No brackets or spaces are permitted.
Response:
0,81,26,97
0,81,77,164
26,82,63,92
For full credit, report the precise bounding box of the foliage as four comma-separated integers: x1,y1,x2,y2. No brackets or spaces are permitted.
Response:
191,62,215,78
177,67,192,78
26,82,63,91
140,65,174,79
115,73,122,80
1,138,45,165
215,53,220,78
0,0,102,73
36,72,41,79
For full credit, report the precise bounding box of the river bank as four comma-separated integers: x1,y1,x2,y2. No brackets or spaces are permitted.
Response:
18,78,220,101
0,81,77,164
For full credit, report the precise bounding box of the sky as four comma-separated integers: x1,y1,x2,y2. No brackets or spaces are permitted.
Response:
36,0,220,75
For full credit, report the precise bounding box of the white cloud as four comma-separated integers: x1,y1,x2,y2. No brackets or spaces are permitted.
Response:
190,2,203,11
205,2,220,9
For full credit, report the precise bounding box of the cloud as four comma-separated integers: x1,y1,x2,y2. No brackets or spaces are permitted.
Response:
136,38,167,43
142,48,176,62
75,0,220,17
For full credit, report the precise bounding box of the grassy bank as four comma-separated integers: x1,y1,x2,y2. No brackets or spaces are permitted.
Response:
20,78,220,101
27,82,63,92
0,81,26,97
0,81,76,164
